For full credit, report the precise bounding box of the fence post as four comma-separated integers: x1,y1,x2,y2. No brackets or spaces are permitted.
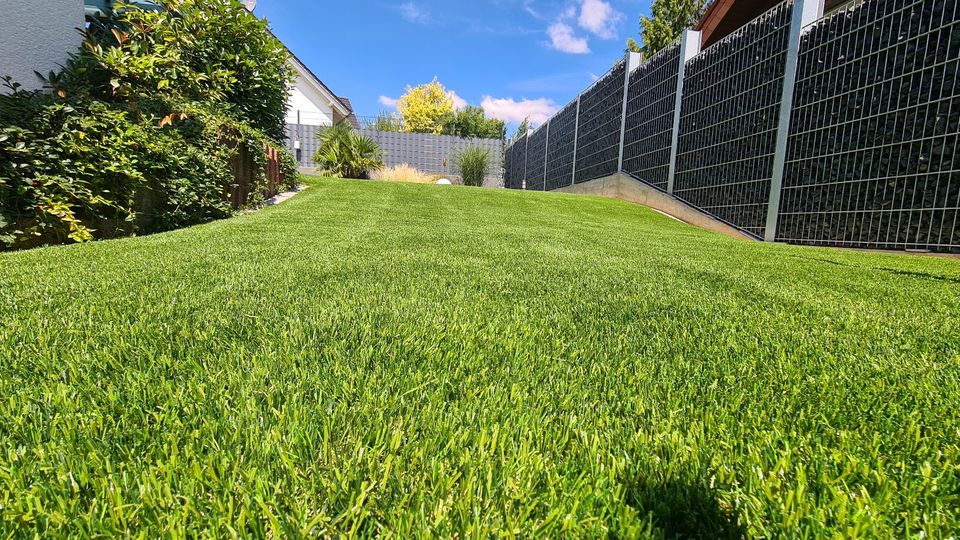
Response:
765,0,820,242
295,110,303,166
522,135,530,190
570,94,582,186
618,51,644,173
666,30,701,195
542,119,551,191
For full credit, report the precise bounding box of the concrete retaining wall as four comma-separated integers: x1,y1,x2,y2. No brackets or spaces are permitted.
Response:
556,173,756,241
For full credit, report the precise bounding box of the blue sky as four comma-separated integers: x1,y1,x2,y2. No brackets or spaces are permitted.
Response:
254,0,651,128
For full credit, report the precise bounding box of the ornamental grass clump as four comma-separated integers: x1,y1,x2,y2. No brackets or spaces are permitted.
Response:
453,146,491,187
370,164,433,184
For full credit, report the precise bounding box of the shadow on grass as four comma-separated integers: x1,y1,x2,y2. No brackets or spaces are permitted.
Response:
787,254,960,284
624,477,745,539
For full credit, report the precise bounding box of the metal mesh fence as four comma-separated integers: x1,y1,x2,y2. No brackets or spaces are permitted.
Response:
778,0,960,252
503,143,515,189
499,0,959,251
525,126,549,191
674,1,793,237
504,141,516,189
622,43,682,191
505,137,527,189
575,62,627,184
545,101,579,190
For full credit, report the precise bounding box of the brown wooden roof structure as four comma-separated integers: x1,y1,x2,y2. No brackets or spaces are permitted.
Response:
695,0,843,49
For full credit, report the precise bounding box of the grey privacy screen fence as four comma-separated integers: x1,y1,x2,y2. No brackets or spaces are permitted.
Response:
502,0,959,253
286,123,503,182
359,130,503,182
285,123,323,169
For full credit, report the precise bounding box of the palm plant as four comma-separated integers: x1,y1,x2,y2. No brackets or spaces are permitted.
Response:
314,123,384,179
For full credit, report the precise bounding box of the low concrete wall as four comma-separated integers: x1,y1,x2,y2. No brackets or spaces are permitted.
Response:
556,173,755,241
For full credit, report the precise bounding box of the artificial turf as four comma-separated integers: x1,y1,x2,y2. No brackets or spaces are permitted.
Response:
1,176,958,537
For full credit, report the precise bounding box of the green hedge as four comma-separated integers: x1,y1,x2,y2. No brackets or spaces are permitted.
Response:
0,85,297,250
0,0,298,250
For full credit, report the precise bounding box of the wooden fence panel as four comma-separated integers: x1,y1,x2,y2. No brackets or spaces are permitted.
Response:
228,143,286,209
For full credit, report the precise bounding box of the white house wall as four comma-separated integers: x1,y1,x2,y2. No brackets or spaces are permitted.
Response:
285,80,335,126
0,0,84,92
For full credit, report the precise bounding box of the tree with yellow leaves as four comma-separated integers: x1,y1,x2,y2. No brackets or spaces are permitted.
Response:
396,78,455,134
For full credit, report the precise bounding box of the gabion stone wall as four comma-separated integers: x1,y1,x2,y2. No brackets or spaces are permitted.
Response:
778,0,960,252
525,126,549,191
545,101,579,190
575,62,627,184
503,140,516,189
674,1,793,238
500,0,959,252
504,137,527,189
622,42,681,191
503,143,516,189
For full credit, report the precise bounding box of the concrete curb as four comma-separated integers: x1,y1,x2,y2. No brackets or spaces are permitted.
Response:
555,173,755,242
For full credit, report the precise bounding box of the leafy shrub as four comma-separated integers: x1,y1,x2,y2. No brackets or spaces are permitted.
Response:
55,0,294,142
0,81,293,249
453,146,492,187
313,124,384,180
442,106,505,140
277,146,301,191
2,85,166,246
0,0,299,250
370,164,433,184
370,112,404,132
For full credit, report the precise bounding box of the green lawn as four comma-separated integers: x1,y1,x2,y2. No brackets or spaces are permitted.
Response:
1,177,958,537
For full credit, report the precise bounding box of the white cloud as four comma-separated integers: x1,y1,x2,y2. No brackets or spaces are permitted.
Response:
547,21,590,54
398,2,431,24
577,0,622,39
379,95,399,108
543,0,622,54
448,91,469,111
522,0,544,20
480,96,559,125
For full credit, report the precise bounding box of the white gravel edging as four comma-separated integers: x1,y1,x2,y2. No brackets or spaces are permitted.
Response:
265,185,306,206
244,185,307,213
